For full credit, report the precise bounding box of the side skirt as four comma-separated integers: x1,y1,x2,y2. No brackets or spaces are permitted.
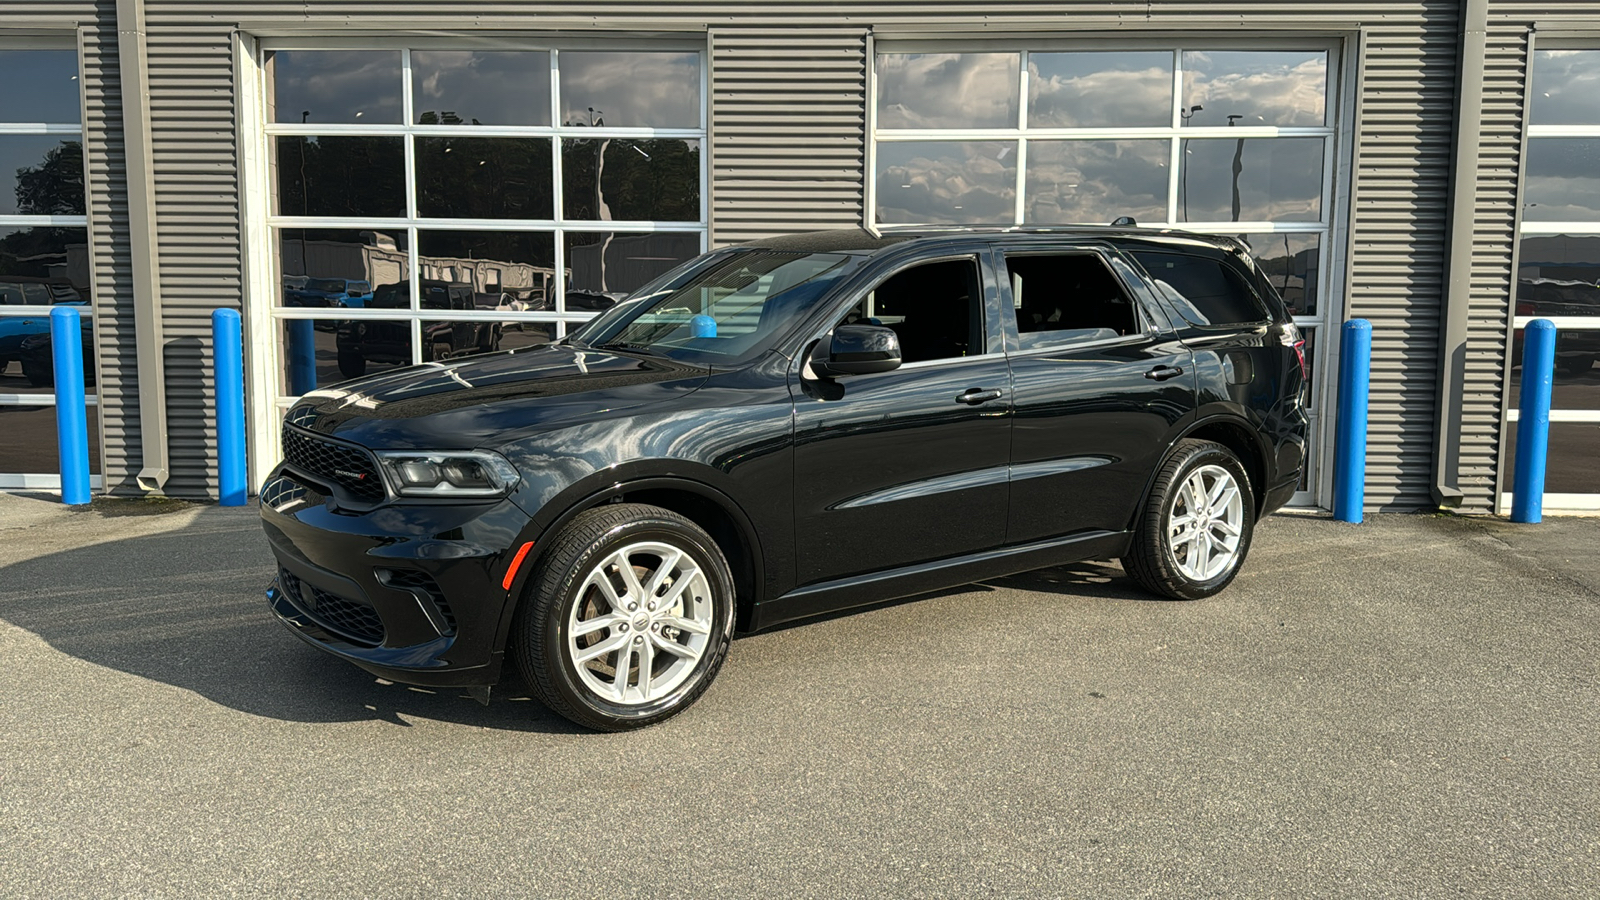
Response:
749,530,1132,632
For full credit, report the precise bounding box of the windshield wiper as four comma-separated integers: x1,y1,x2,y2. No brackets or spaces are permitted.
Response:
595,340,659,354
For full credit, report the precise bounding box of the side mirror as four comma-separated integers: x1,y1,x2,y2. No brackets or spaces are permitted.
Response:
809,324,902,378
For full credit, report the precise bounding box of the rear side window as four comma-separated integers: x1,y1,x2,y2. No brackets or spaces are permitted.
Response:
1004,252,1140,349
1131,250,1269,327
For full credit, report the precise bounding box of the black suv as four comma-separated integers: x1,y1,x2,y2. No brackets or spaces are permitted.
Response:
261,227,1308,730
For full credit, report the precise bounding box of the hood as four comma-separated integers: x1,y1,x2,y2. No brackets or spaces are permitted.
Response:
285,343,708,449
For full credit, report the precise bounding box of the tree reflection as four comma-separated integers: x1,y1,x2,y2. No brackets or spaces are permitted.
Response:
1,141,87,296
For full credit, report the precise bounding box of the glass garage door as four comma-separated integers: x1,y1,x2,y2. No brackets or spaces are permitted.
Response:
0,42,101,492
1502,46,1600,513
870,42,1345,507
257,42,706,408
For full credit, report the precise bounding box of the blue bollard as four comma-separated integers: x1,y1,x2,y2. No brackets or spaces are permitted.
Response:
1332,319,1372,523
213,308,247,506
690,314,717,338
287,318,317,395
50,306,91,505
1511,319,1556,524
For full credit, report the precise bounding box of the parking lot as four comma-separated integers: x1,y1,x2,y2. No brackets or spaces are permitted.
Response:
1,493,1597,898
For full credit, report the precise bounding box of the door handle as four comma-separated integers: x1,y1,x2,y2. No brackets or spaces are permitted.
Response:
956,387,1003,405
1144,365,1184,382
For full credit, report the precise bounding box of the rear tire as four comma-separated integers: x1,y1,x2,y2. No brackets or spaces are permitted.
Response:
514,503,735,731
1121,439,1256,601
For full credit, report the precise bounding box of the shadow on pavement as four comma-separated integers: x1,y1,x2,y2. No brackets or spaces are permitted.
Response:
0,506,586,734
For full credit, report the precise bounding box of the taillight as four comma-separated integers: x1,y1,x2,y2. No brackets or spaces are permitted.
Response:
1516,299,1536,318
1293,339,1308,381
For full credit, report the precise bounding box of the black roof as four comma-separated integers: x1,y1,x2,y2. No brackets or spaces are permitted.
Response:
738,226,1247,256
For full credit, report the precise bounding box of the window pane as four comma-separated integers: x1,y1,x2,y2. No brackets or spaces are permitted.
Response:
1237,233,1320,316
0,137,82,216
418,230,555,303
877,53,1019,129
0,403,100,473
1530,50,1600,126
1178,137,1323,222
564,231,701,302
268,50,402,125
1509,323,1600,408
1024,140,1168,225
0,309,91,394
411,51,551,127
1517,235,1600,312
1505,422,1600,495
558,51,700,128
1028,52,1173,128
277,229,408,309
0,50,80,124
0,227,91,303
859,259,984,363
1181,50,1327,128
876,141,1017,226
1006,253,1138,346
280,317,414,394
416,137,554,220
1523,140,1600,222
274,136,405,218
501,322,558,351
561,138,700,222
1130,250,1269,326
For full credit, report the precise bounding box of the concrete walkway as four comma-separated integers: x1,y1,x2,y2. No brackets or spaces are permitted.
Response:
1,493,1597,898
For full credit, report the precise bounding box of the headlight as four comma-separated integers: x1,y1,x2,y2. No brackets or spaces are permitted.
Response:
373,450,520,498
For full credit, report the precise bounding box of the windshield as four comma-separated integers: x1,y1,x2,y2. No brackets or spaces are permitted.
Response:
567,249,865,365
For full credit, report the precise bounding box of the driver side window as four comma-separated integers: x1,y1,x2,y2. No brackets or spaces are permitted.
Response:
837,258,985,364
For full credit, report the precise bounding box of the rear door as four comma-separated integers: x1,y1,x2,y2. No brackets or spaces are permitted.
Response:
997,243,1195,542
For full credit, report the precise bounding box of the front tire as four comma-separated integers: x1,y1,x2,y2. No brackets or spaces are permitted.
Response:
514,503,735,731
1121,439,1255,600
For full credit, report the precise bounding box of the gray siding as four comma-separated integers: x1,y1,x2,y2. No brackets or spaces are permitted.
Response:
9,1,1499,505
709,27,868,245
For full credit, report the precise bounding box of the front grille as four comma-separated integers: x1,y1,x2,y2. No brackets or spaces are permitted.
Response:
281,426,387,503
279,568,385,646
378,568,457,635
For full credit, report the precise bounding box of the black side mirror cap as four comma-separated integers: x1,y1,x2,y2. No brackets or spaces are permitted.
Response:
810,324,902,378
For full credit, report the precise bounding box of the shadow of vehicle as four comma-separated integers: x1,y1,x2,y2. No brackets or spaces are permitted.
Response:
0,506,583,733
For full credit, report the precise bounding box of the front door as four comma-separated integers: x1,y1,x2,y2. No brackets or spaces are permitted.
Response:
791,255,1012,586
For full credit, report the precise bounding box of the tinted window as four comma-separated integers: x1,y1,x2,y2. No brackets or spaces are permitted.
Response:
1132,250,1268,326
845,259,985,364
1005,253,1139,346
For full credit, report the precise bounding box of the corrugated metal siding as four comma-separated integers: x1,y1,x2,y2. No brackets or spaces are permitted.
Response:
709,28,867,245
22,1,1510,503
142,18,241,497
1344,14,1459,510
1453,23,1528,513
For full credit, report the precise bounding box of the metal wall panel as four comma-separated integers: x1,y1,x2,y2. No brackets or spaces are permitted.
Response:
27,1,1487,503
709,28,868,245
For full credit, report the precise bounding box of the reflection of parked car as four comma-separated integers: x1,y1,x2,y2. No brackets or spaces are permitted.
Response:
564,290,624,311
336,279,502,378
17,319,96,387
285,277,374,309
261,226,1309,731
1,281,86,373
1514,278,1600,375
494,288,550,330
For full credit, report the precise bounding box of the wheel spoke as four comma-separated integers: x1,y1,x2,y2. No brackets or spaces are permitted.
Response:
584,565,623,610
660,614,711,636
1186,476,1208,514
1207,474,1231,508
643,547,683,599
1210,485,1239,517
611,642,635,698
1169,513,1196,532
635,636,656,695
1213,518,1240,538
572,612,622,639
1191,528,1212,577
575,631,628,665
657,563,701,611
650,631,703,661
615,554,648,602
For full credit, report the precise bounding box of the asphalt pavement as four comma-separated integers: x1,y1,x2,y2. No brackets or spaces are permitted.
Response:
1,493,1597,898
